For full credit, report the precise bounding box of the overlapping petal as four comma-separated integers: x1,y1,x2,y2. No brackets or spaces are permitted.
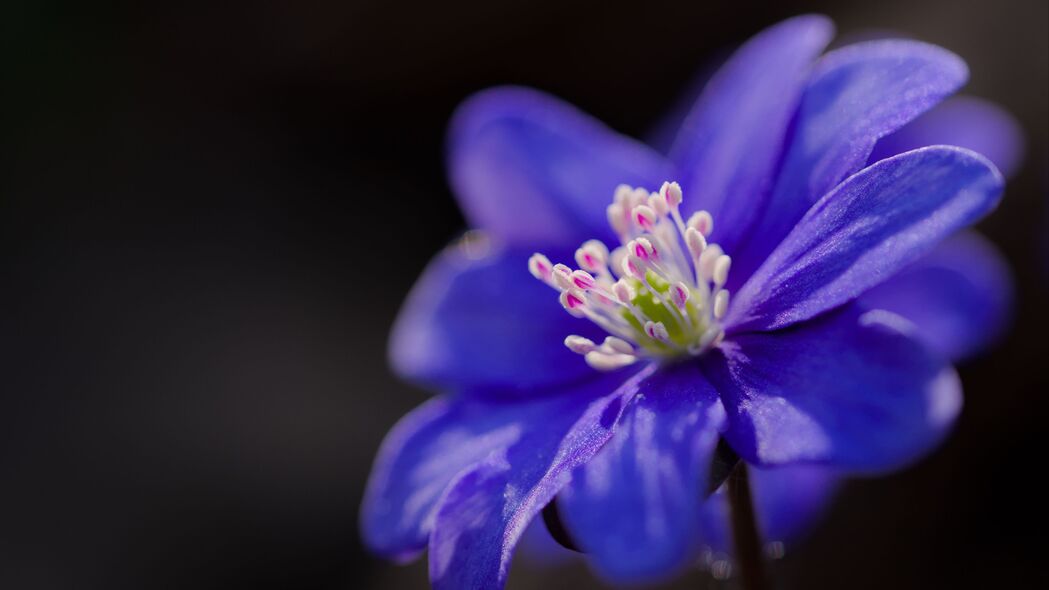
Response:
726,146,1003,333
557,363,726,582
859,231,1013,361
389,238,608,395
361,396,471,561
702,305,961,471
361,366,648,569
426,367,655,589
670,15,833,253
870,96,1024,178
700,465,841,553
751,465,840,545
731,40,969,283
447,86,674,248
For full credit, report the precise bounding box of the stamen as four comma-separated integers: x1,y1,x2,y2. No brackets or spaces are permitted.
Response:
584,350,638,370
621,254,645,280
631,238,657,261
644,321,670,343
714,290,730,319
529,181,733,370
648,192,669,217
685,227,707,259
661,181,683,208
688,210,714,237
602,336,635,354
575,240,609,274
606,203,629,239
612,279,636,303
559,290,587,317
629,187,649,209
564,335,597,354
698,328,722,350
609,247,627,278
528,253,554,284
713,255,732,287
552,263,575,290
698,245,723,282
671,282,691,309
632,205,658,232
571,270,596,290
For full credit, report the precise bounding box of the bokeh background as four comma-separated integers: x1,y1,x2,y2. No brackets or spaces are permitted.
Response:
2,0,1046,588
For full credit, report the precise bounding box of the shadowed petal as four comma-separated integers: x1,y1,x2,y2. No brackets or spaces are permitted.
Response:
427,366,656,589
859,231,1013,361
670,15,833,252
870,96,1025,178
731,40,969,284
700,465,841,554
360,367,647,564
726,147,1003,334
703,305,961,471
389,237,608,395
448,86,674,248
752,466,840,545
558,363,726,582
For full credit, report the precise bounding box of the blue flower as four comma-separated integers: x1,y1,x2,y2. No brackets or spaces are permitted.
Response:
361,15,1020,588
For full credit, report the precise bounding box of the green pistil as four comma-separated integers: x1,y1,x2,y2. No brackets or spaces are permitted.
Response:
620,274,707,356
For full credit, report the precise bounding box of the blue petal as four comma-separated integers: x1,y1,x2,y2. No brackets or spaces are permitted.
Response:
859,231,1013,362
360,397,461,562
730,40,969,285
360,366,646,565
870,96,1025,178
700,465,841,554
448,86,674,248
752,466,840,544
702,305,961,471
669,15,833,252
389,238,608,395
726,147,1003,334
557,363,726,582
759,464,839,541
427,366,656,589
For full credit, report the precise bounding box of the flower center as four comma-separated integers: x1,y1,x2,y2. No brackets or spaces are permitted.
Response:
529,182,733,371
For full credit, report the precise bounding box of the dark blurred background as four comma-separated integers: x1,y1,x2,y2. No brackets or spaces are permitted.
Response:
1,0,1046,588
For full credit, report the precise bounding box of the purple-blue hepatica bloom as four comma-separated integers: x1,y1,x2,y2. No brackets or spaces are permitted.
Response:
362,15,1022,588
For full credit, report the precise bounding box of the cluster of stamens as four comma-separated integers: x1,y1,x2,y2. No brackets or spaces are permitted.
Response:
529,182,733,371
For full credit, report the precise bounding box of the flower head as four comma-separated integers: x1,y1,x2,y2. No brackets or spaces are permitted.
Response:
362,14,1019,588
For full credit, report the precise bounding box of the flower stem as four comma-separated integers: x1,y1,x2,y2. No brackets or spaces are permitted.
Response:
727,462,768,590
